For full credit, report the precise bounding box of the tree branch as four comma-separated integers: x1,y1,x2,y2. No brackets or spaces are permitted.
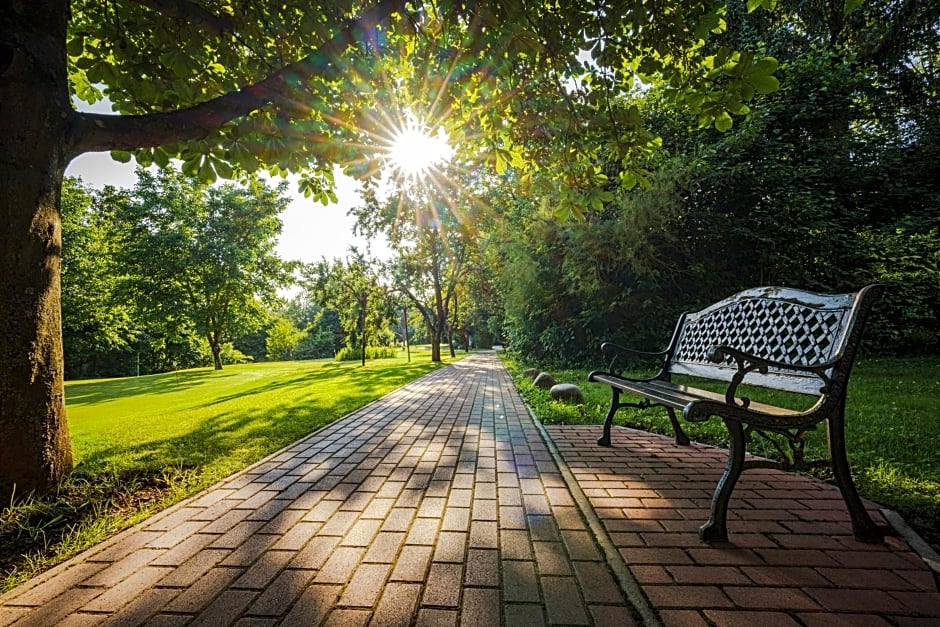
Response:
68,0,408,158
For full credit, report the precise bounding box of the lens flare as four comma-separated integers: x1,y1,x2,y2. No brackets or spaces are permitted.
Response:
386,117,453,180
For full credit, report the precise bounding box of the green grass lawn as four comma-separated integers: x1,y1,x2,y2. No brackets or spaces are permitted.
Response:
1,351,463,592
504,355,940,551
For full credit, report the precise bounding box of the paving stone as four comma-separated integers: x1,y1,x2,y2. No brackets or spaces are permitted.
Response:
502,560,540,603
541,576,589,625
421,563,463,608
504,604,546,626
189,590,258,627
245,568,315,617
279,584,341,625
372,583,422,626
232,550,295,590
289,535,341,570
339,563,391,607
390,545,432,582
458,587,500,627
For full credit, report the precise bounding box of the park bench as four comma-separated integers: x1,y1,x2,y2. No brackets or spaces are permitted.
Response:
588,285,888,543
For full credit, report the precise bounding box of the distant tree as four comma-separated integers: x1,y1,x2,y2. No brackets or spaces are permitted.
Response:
116,168,291,371
304,250,390,366
60,179,135,379
266,317,307,360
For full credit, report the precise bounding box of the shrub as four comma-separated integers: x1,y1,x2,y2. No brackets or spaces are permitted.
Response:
334,346,398,361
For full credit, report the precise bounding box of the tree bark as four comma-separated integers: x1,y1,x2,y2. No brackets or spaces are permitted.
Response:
210,339,223,370
0,0,74,502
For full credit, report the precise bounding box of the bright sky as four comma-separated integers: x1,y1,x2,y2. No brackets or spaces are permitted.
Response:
65,153,378,265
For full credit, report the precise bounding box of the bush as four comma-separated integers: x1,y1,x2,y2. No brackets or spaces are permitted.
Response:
220,342,253,365
334,346,398,361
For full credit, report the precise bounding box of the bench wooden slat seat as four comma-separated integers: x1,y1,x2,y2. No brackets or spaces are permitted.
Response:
588,285,889,544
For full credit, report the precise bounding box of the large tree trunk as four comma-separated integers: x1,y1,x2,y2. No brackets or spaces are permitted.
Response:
0,1,74,502
429,326,442,362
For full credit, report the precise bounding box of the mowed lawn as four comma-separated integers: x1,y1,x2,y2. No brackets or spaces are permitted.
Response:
2,352,462,591
67,354,459,482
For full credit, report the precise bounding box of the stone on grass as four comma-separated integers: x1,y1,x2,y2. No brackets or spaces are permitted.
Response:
533,372,556,389
523,368,540,380
550,383,584,404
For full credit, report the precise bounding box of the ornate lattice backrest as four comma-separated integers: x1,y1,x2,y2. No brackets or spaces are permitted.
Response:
669,287,869,395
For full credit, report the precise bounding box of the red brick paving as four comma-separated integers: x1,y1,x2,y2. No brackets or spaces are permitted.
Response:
1,352,937,625
546,423,940,625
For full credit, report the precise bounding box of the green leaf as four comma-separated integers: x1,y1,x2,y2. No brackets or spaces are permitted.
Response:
844,0,864,15
197,160,216,184
618,170,637,190
494,151,508,175
111,150,133,163
751,74,780,94
66,35,85,58
754,57,779,74
181,157,201,177
214,159,234,180
714,111,734,132
152,147,171,168
747,0,777,11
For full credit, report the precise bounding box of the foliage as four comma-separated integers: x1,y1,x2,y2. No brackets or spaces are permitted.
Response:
353,169,480,361
265,317,307,360
114,168,292,370
3,0,786,498
335,346,399,361
303,250,393,366
481,0,940,361
60,179,136,379
219,343,253,365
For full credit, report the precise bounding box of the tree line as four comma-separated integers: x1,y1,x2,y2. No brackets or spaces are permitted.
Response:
60,168,495,380
483,0,939,365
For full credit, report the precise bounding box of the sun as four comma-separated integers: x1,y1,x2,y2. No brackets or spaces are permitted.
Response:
386,116,454,180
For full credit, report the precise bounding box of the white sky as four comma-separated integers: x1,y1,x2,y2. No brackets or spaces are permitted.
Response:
65,153,379,265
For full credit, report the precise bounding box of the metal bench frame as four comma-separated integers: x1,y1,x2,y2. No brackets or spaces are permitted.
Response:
588,285,888,543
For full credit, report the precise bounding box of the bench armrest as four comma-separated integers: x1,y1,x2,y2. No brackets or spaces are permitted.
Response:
707,345,836,407
600,341,669,377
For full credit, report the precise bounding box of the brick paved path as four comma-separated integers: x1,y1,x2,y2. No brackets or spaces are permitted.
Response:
2,352,938,626
0,353,643,626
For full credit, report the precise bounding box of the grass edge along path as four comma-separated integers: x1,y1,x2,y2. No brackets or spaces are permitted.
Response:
501,354,940,555
0,351,465,593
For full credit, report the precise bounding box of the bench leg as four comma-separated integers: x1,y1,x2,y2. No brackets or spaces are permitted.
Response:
827,408,886,543
666,407,691,446
597,388,620,447
700,419,745,543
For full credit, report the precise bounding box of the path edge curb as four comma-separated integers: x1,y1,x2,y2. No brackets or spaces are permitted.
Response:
520,403,662,627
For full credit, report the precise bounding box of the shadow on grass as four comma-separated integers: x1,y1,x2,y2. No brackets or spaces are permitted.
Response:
74,359,452,477
65,369,224,406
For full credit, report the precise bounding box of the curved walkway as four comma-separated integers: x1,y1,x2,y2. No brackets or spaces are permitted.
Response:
1,352,937,626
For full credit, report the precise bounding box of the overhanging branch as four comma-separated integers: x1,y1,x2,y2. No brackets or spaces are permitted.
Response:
68,0,407,158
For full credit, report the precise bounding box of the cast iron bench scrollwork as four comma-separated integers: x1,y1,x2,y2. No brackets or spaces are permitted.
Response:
588,285,889,544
